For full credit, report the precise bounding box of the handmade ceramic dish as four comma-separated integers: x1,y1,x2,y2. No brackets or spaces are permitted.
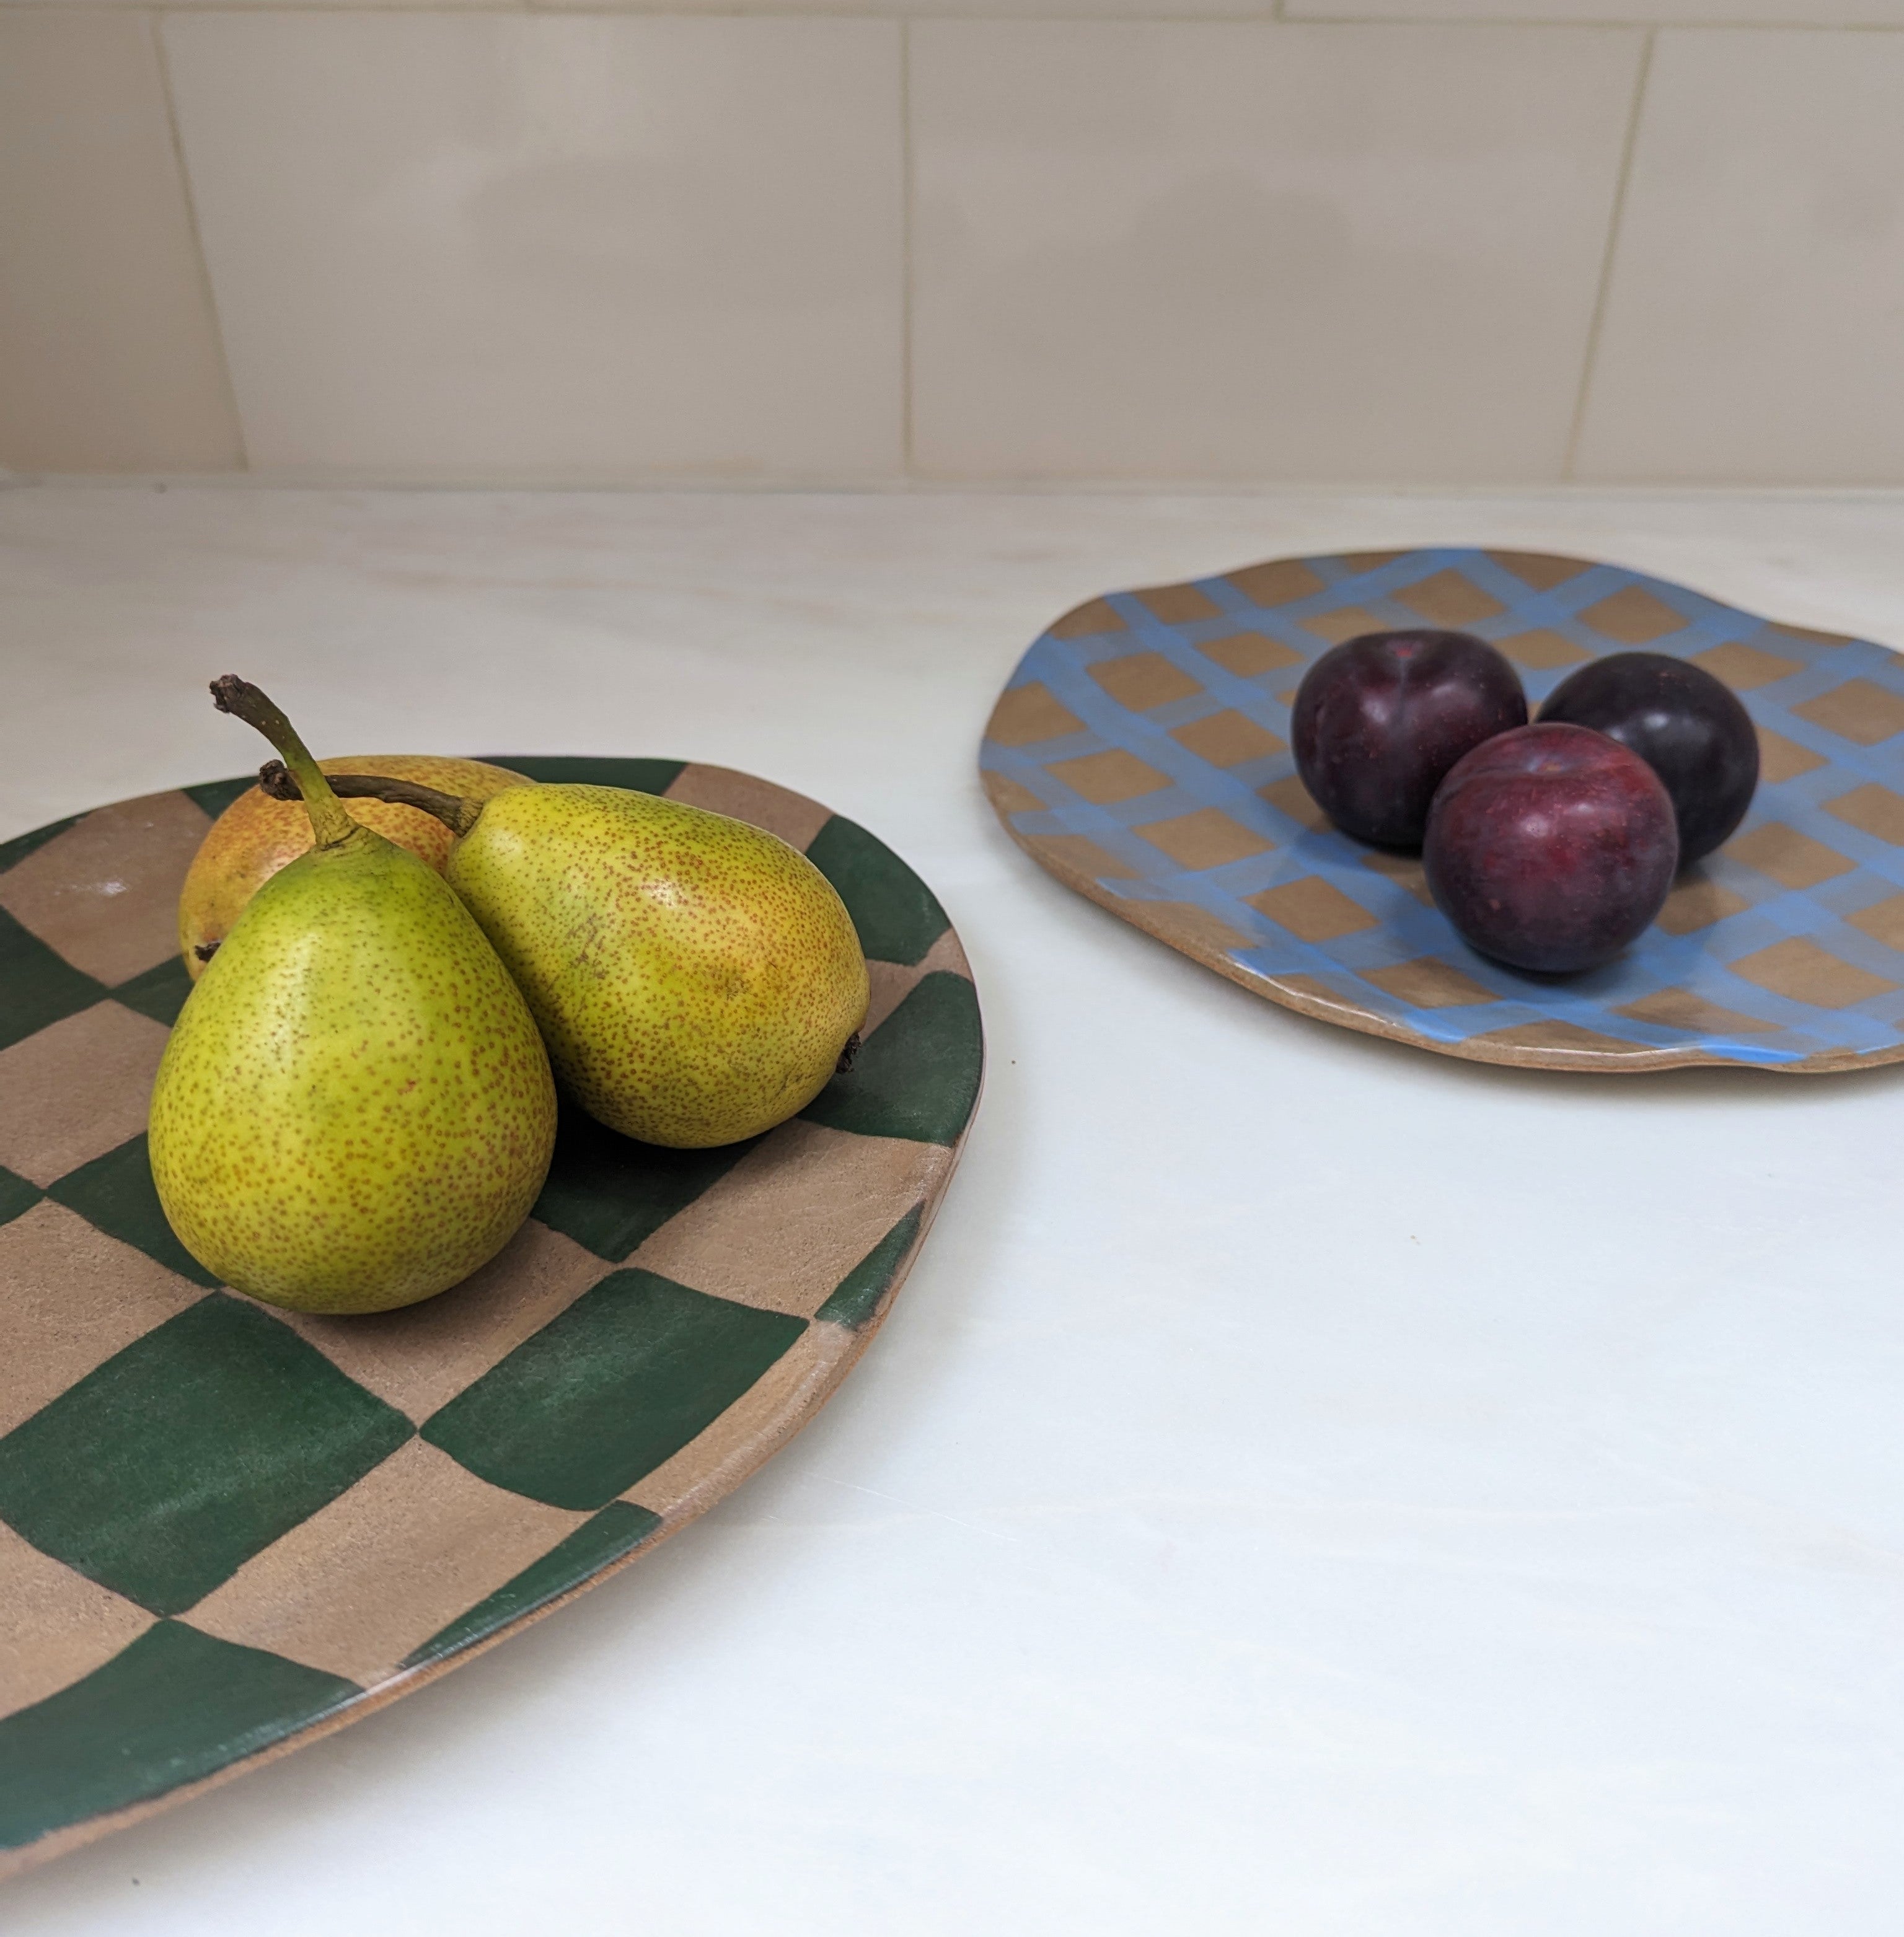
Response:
0,757,981,1878
983,547,1904,1073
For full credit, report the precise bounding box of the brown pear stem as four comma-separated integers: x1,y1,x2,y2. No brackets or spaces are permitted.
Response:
257,760,483,838
211,676,355,848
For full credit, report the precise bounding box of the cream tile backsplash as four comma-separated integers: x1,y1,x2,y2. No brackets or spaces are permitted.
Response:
0,12,241,473
909,21,1641,482
0,7,1898,484
1293,0,1904,23
160,13,904,479
1576,30,1904,485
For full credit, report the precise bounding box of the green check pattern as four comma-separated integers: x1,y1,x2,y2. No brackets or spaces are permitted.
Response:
0,758,980,1874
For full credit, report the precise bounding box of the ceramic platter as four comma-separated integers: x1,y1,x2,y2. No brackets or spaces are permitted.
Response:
0,757,981,1878
983,547,1904,1074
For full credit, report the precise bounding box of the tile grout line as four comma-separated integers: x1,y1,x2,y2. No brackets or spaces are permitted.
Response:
1562,23,1653,483
25,472,1904,498
900,17,915,479
149,7,250,473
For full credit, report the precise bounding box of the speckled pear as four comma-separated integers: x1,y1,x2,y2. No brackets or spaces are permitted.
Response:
149,679,557,1314
271,767,869,1149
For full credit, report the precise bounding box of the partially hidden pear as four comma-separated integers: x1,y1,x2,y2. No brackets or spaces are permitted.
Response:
150,680,557,1314
178,753,535,978
267,766,868,1149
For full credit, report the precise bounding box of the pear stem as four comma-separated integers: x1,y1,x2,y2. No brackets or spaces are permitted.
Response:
257,761,483,838
211,677,356,850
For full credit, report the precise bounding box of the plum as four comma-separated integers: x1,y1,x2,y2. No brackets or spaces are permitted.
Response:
1424,723,1678,973
1292,630,1526,849
1538,651,1757,863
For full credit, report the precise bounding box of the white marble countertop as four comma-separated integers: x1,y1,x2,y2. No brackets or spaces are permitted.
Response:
7,483,1904,1936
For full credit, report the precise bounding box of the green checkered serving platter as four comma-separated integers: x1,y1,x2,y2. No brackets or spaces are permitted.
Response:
983,547,1904,1074
0,757,981,1879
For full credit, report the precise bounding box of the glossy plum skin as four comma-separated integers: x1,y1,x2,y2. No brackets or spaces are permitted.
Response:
1424,723,1679,973
1292,630,1527,850
1538,651,1758,863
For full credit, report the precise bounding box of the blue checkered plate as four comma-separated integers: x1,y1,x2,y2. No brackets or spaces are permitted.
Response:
981,548,1904,1074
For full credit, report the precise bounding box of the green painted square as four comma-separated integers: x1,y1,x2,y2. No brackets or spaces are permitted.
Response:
0,908,106,1054
0,1621,358,1853
802,973,982,1147
111,957,194,1028
0,814,79,877
0,1298,413,1614
805,816,950,967
0,1165,41,1229
817,1203,924,1330
423,1270,805,1511
45,1134,219,1287
487,756,687,794
403,1501,663,1671
532,1102,762,1262
181,776,257,821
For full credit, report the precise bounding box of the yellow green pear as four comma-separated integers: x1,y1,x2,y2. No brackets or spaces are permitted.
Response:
268,765,869,1149
150,679,557,1314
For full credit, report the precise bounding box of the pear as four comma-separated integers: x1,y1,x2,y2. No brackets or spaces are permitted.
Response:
264,765,868,1149
178,753,536,978
149,680,557,1314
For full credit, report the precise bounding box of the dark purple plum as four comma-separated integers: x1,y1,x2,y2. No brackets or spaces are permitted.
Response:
1292,630,1526,850
1538,651,1758,864
1424,723,1678,974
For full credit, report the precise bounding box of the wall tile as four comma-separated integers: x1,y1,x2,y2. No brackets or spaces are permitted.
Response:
524,0,1274,17
161,15,903,479
0,0,515,10
0,12,242,473
910,22,1643,483
1291,0,1904,25
1577,30,1904,485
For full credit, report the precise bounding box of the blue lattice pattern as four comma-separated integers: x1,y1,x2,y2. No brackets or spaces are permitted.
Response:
982,548,1904,1072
